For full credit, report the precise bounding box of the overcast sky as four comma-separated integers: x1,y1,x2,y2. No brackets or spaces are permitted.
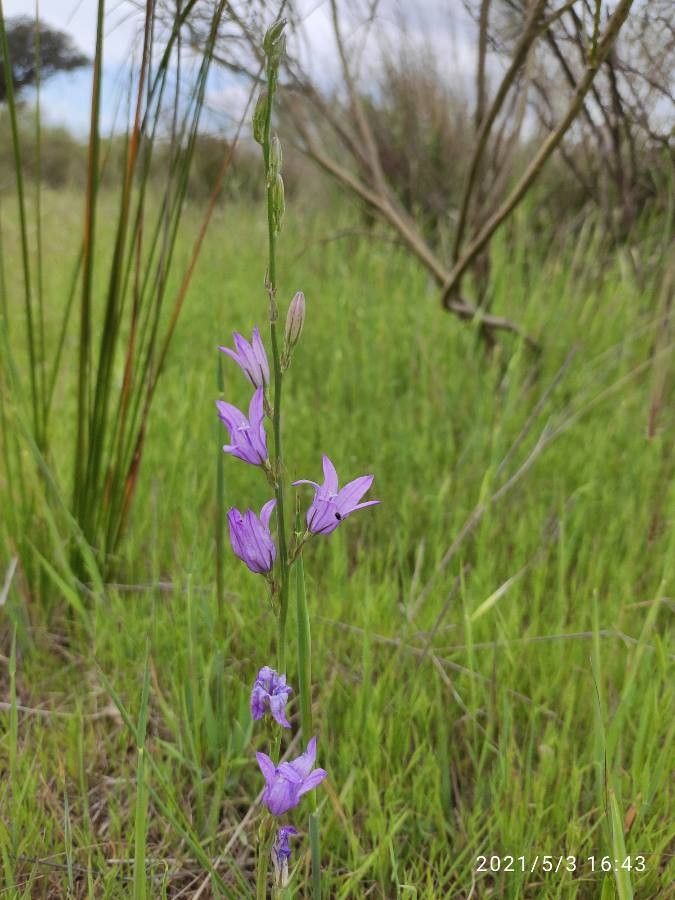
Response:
3,1,476,134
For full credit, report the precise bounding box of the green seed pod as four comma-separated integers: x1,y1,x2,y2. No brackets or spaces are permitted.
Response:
252,91,268,145
285,291,305,350
268,134,283,181
268,32,286,69
271,174,285,234
263,19,286,59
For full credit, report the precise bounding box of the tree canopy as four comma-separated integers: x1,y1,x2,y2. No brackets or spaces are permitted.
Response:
0,16,89,102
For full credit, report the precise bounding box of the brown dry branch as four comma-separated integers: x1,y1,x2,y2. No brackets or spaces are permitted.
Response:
188,0,658,347
287,80,539,347
441,0,636,303
284,0,637,346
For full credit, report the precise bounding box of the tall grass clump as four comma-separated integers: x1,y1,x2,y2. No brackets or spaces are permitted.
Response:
0,1,239,590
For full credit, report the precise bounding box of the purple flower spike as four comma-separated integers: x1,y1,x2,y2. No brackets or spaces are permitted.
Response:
227,499,277,574
256,737,328,816
217,388,268,466
293,455,379,535
219,326,270,388
271,825,298,888
250,665,292,728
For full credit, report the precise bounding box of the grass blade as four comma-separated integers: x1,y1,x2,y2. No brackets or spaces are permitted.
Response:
295,552,312,741
296,554,322,897
133,646,151,900
608,789,633,900
309,811,322,900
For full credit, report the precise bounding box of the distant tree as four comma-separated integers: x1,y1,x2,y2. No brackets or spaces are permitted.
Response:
0,16,89,102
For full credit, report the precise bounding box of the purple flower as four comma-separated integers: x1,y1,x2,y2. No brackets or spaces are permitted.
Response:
250,665,292,728
227,499,276,574
217,388,268,466
219,327,270,388
271,825,298,888
256,737,328,816
293,455,379,535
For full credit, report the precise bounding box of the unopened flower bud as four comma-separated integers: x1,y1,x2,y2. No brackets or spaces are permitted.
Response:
268,134,283,182
285,291,305,350
271,174,285,234
263,20,286,67
252,91,268,145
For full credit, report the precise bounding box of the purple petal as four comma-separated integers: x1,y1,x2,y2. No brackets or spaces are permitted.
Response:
250,686,266,720
244,510,273,572
216,400,246,430
305,735,318,760
227,509,245,557
346,499,380,515
223,443,258,465
290,737,317,779
264,778,300,815
307,497,340,534
219,346,242,365
278,762,304,784
321,455,339,494
256,752,276,784
260,498,277,529
269,693,291,728
252,327,270,384
297,768,328,797
249,387,265,426
233,332,256,373
335,475,374,514
256,665,274,688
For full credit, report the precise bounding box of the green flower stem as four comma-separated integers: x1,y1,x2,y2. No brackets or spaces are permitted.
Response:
262,27,290,675
258,25,288,899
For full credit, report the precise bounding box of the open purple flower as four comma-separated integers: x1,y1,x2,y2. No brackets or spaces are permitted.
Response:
228,499,276,574
256,737,327,816
271,826,298,888
217,387,268,466
219,326,270,388
293,455,379,535
250,665,292,727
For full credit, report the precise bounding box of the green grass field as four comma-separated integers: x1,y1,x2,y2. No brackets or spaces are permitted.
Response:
1,189,673,898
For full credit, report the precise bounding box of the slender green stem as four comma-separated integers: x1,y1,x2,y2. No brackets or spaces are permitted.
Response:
261,30,290,674
256,25,290,898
